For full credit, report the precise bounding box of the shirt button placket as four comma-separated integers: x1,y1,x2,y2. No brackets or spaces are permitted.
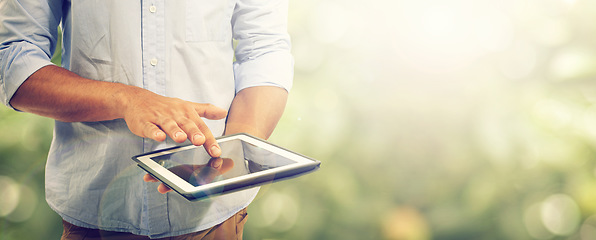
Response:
142,0,170,236
149,5,158,68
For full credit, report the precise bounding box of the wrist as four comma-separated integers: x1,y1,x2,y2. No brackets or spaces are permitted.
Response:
110,83,140,120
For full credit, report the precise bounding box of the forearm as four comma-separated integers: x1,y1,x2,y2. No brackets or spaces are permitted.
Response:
224,86,288,140
11,65,227,155
10,65,131,122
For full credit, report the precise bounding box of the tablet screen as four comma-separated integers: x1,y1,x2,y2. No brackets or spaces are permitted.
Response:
149,139,296,187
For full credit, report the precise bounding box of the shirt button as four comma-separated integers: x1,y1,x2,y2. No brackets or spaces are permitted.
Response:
149,5,157,13
150,58,158,66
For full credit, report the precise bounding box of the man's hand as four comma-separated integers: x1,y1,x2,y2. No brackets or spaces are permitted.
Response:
10,65,227,158
120,88,227,157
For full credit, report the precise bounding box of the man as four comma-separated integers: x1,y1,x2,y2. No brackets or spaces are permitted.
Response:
0,0,293,239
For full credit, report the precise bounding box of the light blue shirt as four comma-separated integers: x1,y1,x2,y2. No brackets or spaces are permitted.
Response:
0,0,293,238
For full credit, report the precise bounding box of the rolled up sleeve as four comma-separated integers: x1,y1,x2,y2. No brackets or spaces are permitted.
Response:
232,0,294,93
0,0,62,109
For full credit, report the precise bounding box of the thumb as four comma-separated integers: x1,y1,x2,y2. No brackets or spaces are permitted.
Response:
195,103,228,120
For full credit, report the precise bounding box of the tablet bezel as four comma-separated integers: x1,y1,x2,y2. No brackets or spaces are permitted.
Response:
132,133,320,201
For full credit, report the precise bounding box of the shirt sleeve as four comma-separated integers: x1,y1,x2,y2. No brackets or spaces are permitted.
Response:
0,0,62,109
231,0,294,93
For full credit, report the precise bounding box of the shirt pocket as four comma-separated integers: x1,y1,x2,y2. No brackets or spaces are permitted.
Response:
185,0,230,42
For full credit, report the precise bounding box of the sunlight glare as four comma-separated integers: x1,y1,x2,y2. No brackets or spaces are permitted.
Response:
474,9,515,52
309,2,350,44
499,41,537,79
549,46,596,81
420,5,457,39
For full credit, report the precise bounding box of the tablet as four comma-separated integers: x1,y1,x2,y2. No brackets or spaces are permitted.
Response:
132,133,321,201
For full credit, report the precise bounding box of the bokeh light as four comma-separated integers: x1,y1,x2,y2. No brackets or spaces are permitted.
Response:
580,215,596,240
382,207,431,240
0,176,20,217
540,194,581,236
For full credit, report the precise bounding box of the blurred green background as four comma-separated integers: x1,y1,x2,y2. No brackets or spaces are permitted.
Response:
3,0,596,239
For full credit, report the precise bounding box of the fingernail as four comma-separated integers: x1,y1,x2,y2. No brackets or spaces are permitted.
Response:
193,133,205,143
175,132,184,139
210,145,221,156
213,158,222,168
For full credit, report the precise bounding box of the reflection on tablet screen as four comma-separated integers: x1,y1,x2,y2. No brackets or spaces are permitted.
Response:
149,139,296,187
